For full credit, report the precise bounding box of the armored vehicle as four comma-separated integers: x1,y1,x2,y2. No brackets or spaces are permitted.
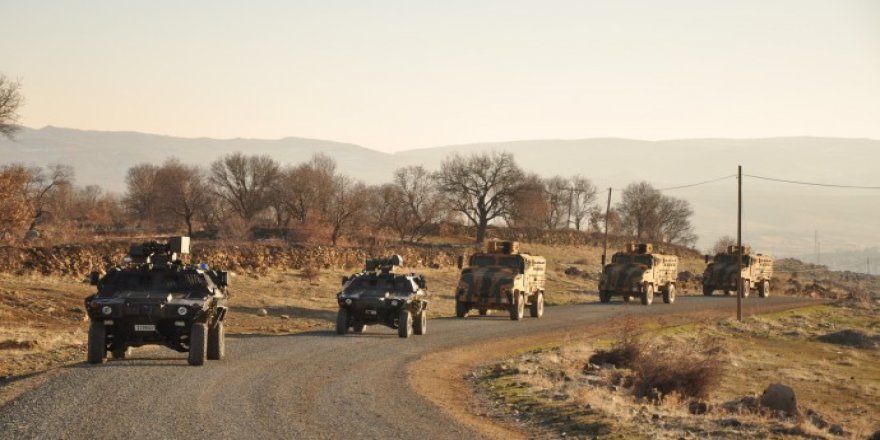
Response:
336,255,429,338
84,237,229,366
454,241,546,320
702,245,773,297
599,243,678,305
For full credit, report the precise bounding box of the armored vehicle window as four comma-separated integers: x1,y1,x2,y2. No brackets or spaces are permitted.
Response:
611,254,632,264
716,254,750,265
98,270,210,296
498,256,523,271
470,255,496,267
634,255,653,266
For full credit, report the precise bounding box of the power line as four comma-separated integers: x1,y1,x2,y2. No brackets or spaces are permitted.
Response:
657,174,737,191
744,174,880,190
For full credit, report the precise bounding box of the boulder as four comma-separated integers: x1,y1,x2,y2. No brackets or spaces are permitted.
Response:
760,383,798,415
256,308,268,317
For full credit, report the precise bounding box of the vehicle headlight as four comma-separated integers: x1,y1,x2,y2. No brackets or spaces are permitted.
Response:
391,300,399,307
101,306,112,315
345,298,352,305
177,306,188,316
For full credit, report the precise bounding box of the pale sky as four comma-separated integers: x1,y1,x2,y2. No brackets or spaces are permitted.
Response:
2,0,879,151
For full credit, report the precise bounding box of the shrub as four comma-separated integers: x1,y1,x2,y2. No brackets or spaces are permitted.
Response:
631,339,725,401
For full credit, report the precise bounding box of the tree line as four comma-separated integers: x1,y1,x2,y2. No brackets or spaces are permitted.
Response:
0,150,697,247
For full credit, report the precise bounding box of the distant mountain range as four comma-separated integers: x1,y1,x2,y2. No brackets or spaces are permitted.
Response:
3,126,880,264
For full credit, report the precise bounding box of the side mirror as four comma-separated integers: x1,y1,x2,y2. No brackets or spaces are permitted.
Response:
89,271,101,286
601,254,606,266
217,271,229,287
456,255,464,270
341,276,349,286
704,255,710,264
416,276,427,289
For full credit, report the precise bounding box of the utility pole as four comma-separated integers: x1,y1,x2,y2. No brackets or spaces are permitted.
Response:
601,187,612,267
737,165,743,322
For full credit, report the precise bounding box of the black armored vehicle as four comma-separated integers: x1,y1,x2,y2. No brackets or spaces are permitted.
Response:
84,237,229,366
336,255,429,338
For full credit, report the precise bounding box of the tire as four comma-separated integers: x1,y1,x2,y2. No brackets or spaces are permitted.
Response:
623,294,632,303
640,284,654,305
530,292,544,318
188,323,207,366
110,346,131,360
413,311,427,335
509,292,525,321
723,290,732,296
336,308,350,335
455,300,468,318
87,321,106,365
207,320,225,360
663,284,676,304
758,280,770,298
599,291,611,303
352,322,367,333
478,309,489,316
703,284,714,296
398,310,413,338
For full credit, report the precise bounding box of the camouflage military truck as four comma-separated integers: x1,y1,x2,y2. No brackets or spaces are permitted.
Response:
84,237,229,366
702,245,773,297
598,243,678,305
336,255,429,338
454,241,546,320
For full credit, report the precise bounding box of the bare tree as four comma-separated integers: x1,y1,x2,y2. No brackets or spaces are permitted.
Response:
389,165,443,242
209,153,280,222
542,176,569,229
711,235,736,254
617,181,696,246
0,74,23,139
0,164,32,242
156,158,212,236
124,163,160,227
24,164,74,236
435,151,525,243
272,154,336,228
569,175,598,231
326,175,369,245
506,174,549,229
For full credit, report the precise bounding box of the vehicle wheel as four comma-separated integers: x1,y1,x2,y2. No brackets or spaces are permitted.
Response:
640,284,654,305
622,294,632,303
413,311,427,335
110,346,131,360
530,292,544,318
352,322,367,333
663,284,676,304
207,321,225,360
509,292,525,321
478,308,489,316
336,308,350,335
455,300,468,318
188,323,207,366
398,310,413,338
87,322,106,365
599,290,611,303
758,280,770,298
703,284,714,296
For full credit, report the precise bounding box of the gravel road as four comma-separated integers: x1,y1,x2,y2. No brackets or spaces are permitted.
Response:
0,296,818,439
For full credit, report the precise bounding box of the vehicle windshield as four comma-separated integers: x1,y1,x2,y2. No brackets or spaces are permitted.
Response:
344,275,416,297
97,270,211,296
716,254,750,265
469,255,522,271
611,254,653,267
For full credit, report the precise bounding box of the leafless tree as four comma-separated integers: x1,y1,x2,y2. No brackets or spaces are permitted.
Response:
272,154,336,229
209,153,280,222
0,164,32,242
617,181,696,246
506,174,549,229
435,151,525,243
388,165,443,242
156,158,212,236
326,175,370,245
24,164,74,236
542,176,569,229
124,163,161,227
569,175,598,231
0,74,23,139
711,235,736,255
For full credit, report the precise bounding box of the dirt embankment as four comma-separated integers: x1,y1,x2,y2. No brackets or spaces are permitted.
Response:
0,241,466,279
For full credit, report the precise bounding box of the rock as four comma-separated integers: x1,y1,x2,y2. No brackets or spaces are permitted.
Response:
564,266,582,276
651,413,661,421
719,418,742,428
688,400,710,415
279,315,290,320
257,308,268,317
760,383,799,415
828,424,845,436
805,409,828,429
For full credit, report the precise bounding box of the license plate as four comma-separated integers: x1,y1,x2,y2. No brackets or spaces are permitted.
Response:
365,310,377,315
134,324,156,332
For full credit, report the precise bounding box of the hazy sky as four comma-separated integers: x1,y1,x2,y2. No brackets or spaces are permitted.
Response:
2,0,879,151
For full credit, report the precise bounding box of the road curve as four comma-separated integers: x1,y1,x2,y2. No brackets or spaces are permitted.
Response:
0,296,818,439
